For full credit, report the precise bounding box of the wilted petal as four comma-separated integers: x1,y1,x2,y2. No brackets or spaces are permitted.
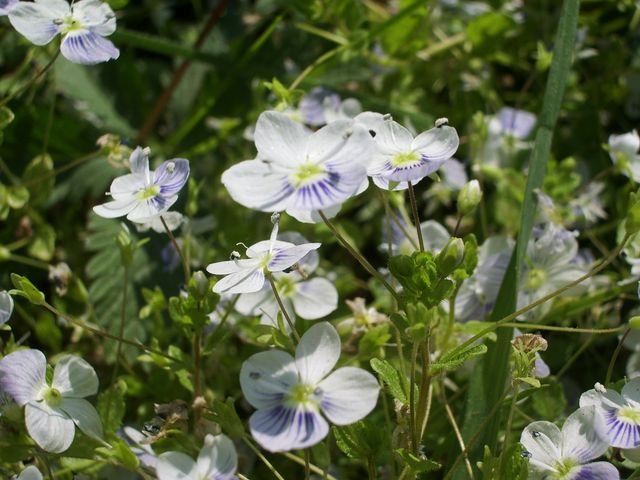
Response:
268,243,321,272
561,406,610,462
59,397,104,443
8,2,64,45
196,434,238,479
156,451,197,480
60,30,119,65
295,322,340,385
71,0,117,36
153,159,190,197
25,401,75,453
249,405,329,452
52,355,99,398
0,349,47,406
317,367,379,424
520,420,562,471
255,111,309,167
292,278,338,320
0,291,13,325
240,350,297,409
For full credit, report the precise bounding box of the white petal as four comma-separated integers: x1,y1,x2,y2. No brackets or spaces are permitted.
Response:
295,322,340,385
292,278,338,320
286,204,340,224
0,291,13,325
561,406,610,462
212,268,266,295
566,462,620,480
268,243,321,272
222,159,294,212
353,111,386,137
420,220,451,254
371,175,421,191
127,197,176,222
277,232,320,272
16,466,43,480
306,120,372,168
622,378,640,403
246,240,294,258
255,111,309,167
207,258,259,275
8,2,63,45
235,287,272,316
196,434,238,479
317,367,379,424
52,355,99,398
128,146,150,176
249,405,329,452
60,30,119,65
92,196,137,218
375,120,414,152
156,452,197,480
0,349,47,406
240,350,298,409
59,397,104,443
609,131,640,159
520,420,562,470
25,402,75,453
71,0,117,36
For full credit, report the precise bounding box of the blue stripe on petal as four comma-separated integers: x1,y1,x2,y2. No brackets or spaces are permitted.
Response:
290,171,355,210
153,159,190,197
249,405,329,452
60,30,119,65
604,408,640,449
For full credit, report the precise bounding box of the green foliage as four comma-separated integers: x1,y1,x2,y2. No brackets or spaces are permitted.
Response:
333,419,387,460
10,273,45,305
96,379,127,434
370,357,408,404
395,448,441,474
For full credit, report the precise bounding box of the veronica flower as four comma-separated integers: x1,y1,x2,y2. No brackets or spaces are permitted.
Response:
15,466,42,480
156,433,238,480
0,0,16,15
223,111,375,223
482,107,536,167
240,322,379,452
520,406,619,479
609,130,640,182
580,379,640,449
298,87,362,126
337,297,388,333
123,426,157,469
0,291,13,326
93,146,190,223
0,349,104,453
9,0,119,65
136,211,184,233
381,215,450,256
367,117,459,183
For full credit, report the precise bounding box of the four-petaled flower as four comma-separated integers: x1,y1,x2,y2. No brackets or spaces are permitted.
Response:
240,322,380,452
93,146,190,223
520,406,619,479
0,349,104,453
156,433,238,480
9,0,119,65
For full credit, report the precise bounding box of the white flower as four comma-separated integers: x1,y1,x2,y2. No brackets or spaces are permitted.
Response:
240,322,379,452
0,0,17,16
123,426,157,469
609,130,640,182
366,117,459,183
297,87,362,126
135,211,184,233
93,146,190,223
156,433,238,480
222,111,374,221
520,406,619,479
381,216,450,256
580,378,640,449
9,0,119,65
481,107,536,167
0,291,13,326
337,297,388,333
15,466,42,480
0,349,104,453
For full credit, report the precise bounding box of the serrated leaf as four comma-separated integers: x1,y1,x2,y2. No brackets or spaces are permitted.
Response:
431,344,487,374
394,448,441,473
205,398,245,439
370,358,407,404
97,380,127,434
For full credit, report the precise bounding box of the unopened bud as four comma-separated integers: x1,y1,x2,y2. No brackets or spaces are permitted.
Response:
436,237,464,276
629,316,640,330
458,180,482,216
191,271,209,297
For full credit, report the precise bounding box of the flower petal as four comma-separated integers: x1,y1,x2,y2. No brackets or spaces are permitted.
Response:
153,159,190,197
128,147,150,176
196,434,238,479
0,349,47,406
0,0,17,16
127,196,177,222
609,130,640,159
497,107,536,139
235,287,272,316
58,397,104,443
286,204,341,224
240,350,297,409
71,0,117,36
0,291,13,325
60,29,119,65
306,120,372,168
109,173,146,199
255,111,309,167
268,243,321,272
8,2,64,45
295,322,340,385
52,355,99,398
375,119,414,152
207,258,260,275
622,378,640,403
25,401,75,453
566,462,620,480
92,197,138,218
16,465,43,480
317,367,379,425
412,125,459,161
520,420,562,471
561,406,610,462
249,405,329,452
156,451,197,480
292,278,338,320
212,268,266,295
222,159,294,212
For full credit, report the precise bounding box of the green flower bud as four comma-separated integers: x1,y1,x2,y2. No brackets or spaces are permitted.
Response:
457,180,482,216
629,316,640,330
436,237,464,276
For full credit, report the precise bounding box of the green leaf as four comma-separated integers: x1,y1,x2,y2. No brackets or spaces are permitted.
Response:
431,344,487,374
370,358,407,404
394,448,441,473
175,369,194,393
96,380,127,434
205,398,246,439
27,223,56,261
96,436,139,470
358,324,391,358
532,379,566,419
7,185,29,209
10,273,45,305
23,154,54,206
0,106,14,129
333,420,386,460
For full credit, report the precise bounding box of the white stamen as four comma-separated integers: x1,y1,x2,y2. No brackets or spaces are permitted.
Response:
166,161,176,173
435,117,449,128
594,382,607,393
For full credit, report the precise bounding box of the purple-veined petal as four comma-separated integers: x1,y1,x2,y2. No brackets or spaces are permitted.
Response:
254,111,309,168
109,173,146,199
374,119,414,152
292,278,338,320
16,465,43,480
287,170,363,211
127,195,178,222
277,232,320,273
561,406,610,462
70,0,117,36
212,268,266,295
566,462,620,480
153,159,190,197
579,387,638,448
0,291,13,325
249,404,329,452
196,434,238,480
60,29,119,65
0,349,47,406
25,401,75,453
207,258,260,275
0,0,17,16
497,107,536,139
412,125,459,162
52,355,99,398
93,197,138,218
8,2,65,45
268,243,321,272
316,367,379,425
128,147,150,177
295,322,340,385
520,420,562,471
240,350,298,409
156,451,197,480
222,159,294,212
298,87,340,126
58,397,104,444
246,240,294,258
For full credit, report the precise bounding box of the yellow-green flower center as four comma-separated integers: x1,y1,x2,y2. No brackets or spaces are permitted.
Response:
60,17,84,34
525,267,546,291
554,457,577,477
42,387,63,407
291,163,326,188
137,185,160,201
618,406,640,423
391,151,420,167
286,383,317,406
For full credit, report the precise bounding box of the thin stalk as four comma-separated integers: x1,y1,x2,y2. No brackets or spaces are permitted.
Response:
268,275,301,342
281,452,339,480
318,210,401,303
7,254,49,270
304,450,311,480
407,183,424,251
368,457,377,480
409,341,419,454
37,452,55,480
160,215,190,284
499,322,623,334
106,266,129,427
557,335,594,378
23,151,102,187
442,390,474,480
0,51,60,108
288,48,340,91
419,382,433,439
498,388,520,474
415,340,432,444
243,436,286,480
606,327,631,384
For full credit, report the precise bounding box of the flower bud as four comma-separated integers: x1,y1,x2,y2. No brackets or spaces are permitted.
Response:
629,316,640,330
457,180,482,216
436,237,464,276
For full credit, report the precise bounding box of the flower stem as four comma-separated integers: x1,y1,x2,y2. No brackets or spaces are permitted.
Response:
160,215,190,284
268,274,301,342
409,341,419,454
407,183,424,251
605,327,631,385
243,436,287,480
281,452,339,480
442,388,475,480
319,210,401,303
367,457,377,480
0,50,60,108
304,449,311,480
7,254,50,271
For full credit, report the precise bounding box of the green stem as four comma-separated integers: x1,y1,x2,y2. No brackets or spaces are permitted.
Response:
160,215,190,284
499,322,623,334
0,51,60,108
442,389,474,480
288,48,340,91
367,457,377,480
7,254,50,270
243,436,286,480
605,327,631,384
23,151,102,187
281,452,339,480
409,341,419,454
268,274,301,342
407,183,424,251
304,449,311,480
